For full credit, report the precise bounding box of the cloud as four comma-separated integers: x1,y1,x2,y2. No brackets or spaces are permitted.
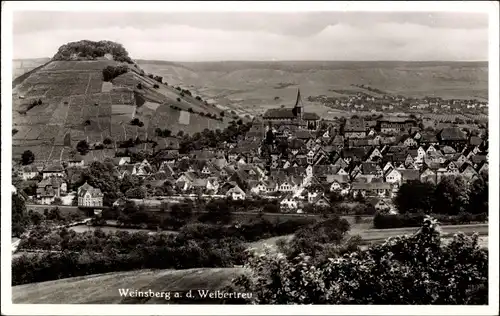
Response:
12,12,488,61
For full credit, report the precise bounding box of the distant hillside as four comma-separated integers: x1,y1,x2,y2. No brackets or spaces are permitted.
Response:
12,267,245,304
137,60,488,117
12,58,51,80
12,42,231,164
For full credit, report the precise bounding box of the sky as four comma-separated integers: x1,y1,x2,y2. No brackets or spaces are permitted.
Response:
12,11,489,61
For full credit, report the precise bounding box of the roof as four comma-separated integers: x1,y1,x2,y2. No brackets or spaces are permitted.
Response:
22,165,39,173
77,181,103,198
441,146,457,154
351,182,392,190
471,155,487,164
399,169,420,181
68,154,84,161
361,162,380,175
37,177,65,188
378,117,417,124
469,136,483,146
342,147,367,160
419,132,438,143
439,127,467,141
294,130,313,139
344,118,366,132
43,163,64,172
263,108,297,119
302,112,320,121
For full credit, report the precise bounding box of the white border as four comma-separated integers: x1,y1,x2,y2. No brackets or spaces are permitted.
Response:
1,1,499,315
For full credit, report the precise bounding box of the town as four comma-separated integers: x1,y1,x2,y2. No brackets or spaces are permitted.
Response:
13,89,489,216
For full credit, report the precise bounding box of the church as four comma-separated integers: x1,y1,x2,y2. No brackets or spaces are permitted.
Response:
262,89,320,130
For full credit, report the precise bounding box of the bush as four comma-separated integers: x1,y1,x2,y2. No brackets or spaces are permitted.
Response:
103,138,113,145
130,118,144,127
136,83,143,89
177,97,181,102
102,65,129,82
373,212,487,229
21,150,35,165
230,217,488,304
76,140,90,155
12,229,247,285
153,84,159,89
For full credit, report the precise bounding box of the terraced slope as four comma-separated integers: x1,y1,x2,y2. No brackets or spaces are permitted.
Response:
12,60,230,164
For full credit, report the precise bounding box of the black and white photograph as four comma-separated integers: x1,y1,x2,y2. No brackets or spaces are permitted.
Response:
1,1,499,315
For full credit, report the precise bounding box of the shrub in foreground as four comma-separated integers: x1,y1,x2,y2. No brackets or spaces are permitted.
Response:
229,217,488,304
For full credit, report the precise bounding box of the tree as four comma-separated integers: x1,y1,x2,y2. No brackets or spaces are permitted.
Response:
220,111,225,117
12,194,30,237
51,197,63,206
76,140,90,155
21,150,35,165
103,138,113,145
394,181,436,214
200,200,233,225
125,187,146,199
170,203,193,228
434,176,470,215
467,176,488,215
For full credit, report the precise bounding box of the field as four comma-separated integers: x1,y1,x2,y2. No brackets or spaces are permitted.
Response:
12,60,232,163
12,268,245,304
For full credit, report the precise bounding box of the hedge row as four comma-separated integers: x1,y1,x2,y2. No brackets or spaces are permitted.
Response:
373,212,488,229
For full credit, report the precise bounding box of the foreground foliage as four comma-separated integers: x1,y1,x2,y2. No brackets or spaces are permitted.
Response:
230,217,488,304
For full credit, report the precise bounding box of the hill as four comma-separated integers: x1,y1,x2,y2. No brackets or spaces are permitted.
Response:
137,60,488,118
12,41,231,164
12,267,245,304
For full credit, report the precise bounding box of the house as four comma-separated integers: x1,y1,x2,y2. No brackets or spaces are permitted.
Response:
280,194,299,210
343,118,367,139
378,118,417,134
367,147,383,162
42,163,65,179
351,182,392,197
360,162,383,177
175,172,197,191
384,168,402,185
402,136,418,148
310,194,332,208
191,178,219,194
77,182,103,207
419,132,438,145
420,168,437,184
438,127,467,147
399,169,420,183
460,164,479,181
134,159,152,176
21,165,39,180
226,185,246,200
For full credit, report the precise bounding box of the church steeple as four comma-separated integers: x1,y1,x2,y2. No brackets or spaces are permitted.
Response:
292,88,303,120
